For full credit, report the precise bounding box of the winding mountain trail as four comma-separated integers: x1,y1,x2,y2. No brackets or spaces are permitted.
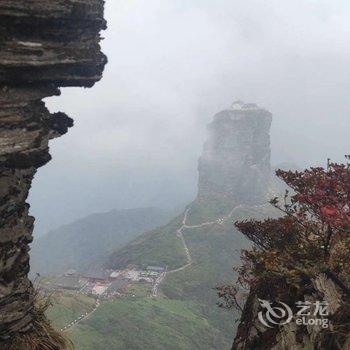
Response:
60,299,100,333
153,203,268,297
153,204,251,296
152,272,166,297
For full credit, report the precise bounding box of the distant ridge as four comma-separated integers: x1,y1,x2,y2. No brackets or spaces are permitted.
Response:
30,207,172,276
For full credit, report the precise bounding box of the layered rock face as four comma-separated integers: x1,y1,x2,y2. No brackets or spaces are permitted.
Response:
0,1,106,342
198,101,272,208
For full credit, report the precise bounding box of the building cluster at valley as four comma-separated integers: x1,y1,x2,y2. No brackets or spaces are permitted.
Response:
44,266,167,299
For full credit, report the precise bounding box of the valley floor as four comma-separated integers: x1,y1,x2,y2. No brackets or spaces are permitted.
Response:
47,202,274,349
48,289,232,350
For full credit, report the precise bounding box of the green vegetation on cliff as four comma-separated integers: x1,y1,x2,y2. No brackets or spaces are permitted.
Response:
108,215,188,270
104,203,272,348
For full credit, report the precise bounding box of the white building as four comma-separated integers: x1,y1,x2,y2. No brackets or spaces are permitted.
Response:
125,270,141,282
110,271,120,279
231,100,244,110
92,283,109,296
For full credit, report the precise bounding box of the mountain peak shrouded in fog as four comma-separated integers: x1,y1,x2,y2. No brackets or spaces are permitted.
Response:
106,101,274,348
197,101,272,208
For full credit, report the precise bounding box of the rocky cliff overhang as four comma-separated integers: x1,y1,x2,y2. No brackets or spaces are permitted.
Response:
0,0,107,86
0,0,106,343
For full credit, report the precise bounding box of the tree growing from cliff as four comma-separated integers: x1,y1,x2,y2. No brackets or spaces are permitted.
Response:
218,156,350,309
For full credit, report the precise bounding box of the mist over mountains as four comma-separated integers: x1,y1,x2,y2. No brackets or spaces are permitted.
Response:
31,207,174,276
2,1,350,349
45,101,275,349
29,0,350,237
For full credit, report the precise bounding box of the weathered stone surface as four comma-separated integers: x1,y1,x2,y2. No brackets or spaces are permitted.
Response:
0,0,107,87
232,274,350,350
0,0,106,342
198,101,272,208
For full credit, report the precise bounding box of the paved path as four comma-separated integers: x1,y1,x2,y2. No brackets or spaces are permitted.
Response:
152,272,166,297
155,204,249,294
60,299,100,333
154,203,268,296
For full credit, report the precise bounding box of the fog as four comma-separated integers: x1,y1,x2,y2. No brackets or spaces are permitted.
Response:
29,0,350,234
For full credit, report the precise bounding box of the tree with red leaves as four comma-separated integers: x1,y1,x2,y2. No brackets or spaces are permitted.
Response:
218,157,350,349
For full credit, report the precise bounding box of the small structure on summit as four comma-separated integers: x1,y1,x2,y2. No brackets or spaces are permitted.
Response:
242,102,259,110
231,100,264,111
231,100,245,110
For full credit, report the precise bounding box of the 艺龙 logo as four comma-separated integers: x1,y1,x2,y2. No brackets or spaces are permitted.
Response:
258,299,293,328
258,299,330,329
